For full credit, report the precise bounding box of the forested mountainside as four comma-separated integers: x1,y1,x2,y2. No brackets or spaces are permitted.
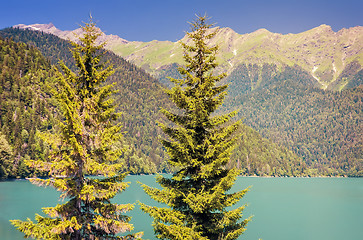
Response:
223,64,363,176
124,23,362,177
1,28,310,179
144,62,363,176
0,28,169,176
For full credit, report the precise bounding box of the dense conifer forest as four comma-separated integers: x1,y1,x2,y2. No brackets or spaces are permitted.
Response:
0,37,55,179
223,64,363,176
0,28,170,175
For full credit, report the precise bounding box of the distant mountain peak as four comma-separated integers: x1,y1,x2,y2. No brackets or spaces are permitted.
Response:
316,24,332,29
311,24,334,33
14,23,56,31
251,28,271,34
13,23,129,48
218,27,237,34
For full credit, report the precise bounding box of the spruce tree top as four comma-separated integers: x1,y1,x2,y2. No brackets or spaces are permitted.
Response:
160,15,240,180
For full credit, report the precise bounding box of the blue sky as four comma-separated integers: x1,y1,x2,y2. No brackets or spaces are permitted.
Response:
1,0,362,41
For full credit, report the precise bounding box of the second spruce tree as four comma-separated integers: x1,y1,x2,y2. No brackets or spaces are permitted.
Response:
140,15,251,240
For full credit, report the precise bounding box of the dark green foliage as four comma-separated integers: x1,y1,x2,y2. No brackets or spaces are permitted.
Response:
159,63,316,177
11,20,141,239
140,16,250,240
221,64,279,95
156,58,362,177
0,27,76,70
230,125,308,177
0,132,13,179
345,69,363,89
119,140,157,174
107,52,170,171
2,25,360,178
0,37,55,179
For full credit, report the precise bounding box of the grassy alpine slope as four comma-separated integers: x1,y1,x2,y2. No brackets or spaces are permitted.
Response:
110,25,362,91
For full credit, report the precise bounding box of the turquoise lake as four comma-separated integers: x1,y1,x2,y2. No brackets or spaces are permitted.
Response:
1,176,362,240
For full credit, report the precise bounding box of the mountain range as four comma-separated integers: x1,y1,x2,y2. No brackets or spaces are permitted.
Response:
14,23,363,91
1,23,362,177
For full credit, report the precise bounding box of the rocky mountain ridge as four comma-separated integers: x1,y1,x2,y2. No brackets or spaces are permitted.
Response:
110,24,362,89
13,23,362,90
14,23,129,47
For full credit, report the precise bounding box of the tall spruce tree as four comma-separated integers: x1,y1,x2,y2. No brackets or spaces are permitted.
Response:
140,15,251,240
11,19,141,240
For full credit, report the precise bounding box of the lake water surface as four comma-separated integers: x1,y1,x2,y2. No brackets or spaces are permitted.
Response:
1,176,362,240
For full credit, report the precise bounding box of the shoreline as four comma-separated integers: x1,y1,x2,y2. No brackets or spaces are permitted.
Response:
0,174,354,183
